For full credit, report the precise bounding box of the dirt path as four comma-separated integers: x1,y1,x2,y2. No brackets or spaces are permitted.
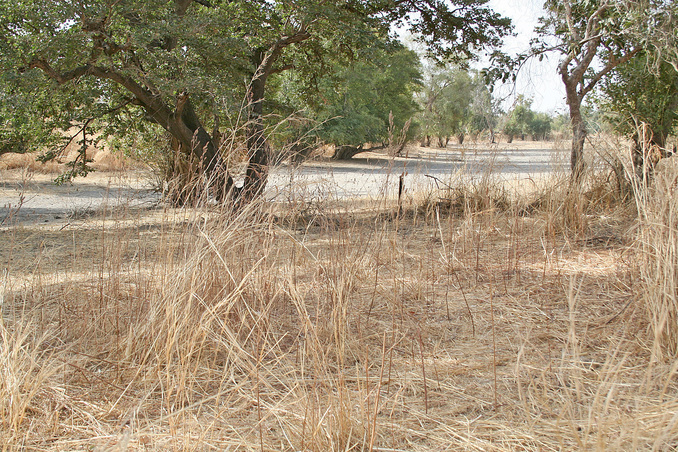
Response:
267,142,567,200
1,142,566,226
0,170,159,226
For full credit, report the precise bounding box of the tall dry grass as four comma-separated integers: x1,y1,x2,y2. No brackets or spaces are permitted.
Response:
633,143,678,359
2,141,678,450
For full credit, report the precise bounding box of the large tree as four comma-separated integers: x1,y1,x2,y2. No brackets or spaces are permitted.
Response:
599,52,678,181
600,53,678,149
275,43,422,160
492,0,677,183
0,0,512,203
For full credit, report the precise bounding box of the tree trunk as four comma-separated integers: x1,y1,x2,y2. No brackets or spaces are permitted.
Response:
239,30,311,203
567,94,586,184
171,92,232,199
457,133,465,145
332,145,363,160
241,71,270,203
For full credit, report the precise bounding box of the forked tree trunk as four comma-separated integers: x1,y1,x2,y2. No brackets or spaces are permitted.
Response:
457,133,465,145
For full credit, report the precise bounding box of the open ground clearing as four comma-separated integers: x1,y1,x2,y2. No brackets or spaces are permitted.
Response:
1,141,567,226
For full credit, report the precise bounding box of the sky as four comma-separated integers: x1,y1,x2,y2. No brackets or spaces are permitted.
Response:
487,0,566,113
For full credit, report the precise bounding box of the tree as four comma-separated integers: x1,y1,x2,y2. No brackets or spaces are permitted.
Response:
1,0,512,204
502,96,534,142
600,53,678,149
599,52,678,181
277,44,421,160
417,65,473,147
467,75,501,143
494,0,677,183
528,112,553,141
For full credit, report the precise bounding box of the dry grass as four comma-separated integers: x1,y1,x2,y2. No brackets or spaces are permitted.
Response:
2,144,678,451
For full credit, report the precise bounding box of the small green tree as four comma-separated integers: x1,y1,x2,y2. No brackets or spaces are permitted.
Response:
599,52,678,181
502,96,534,142
467,75,501,143
528,112,553,141
600,53,678,149
417,65,473,147
298,45,421,159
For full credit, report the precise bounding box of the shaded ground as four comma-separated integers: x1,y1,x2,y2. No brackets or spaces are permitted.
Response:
0,171,158,226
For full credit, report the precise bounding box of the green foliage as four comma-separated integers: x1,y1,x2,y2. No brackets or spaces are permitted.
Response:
315,45,421,147
502,96,532,140
0,0,512,185
417,64,472,142
502,97,553,141
466,78,501,138
529,112,553,141
370,0,512,62
599,53,678,147
273,44,421,148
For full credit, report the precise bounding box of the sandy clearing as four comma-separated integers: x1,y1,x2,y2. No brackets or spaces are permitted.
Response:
0,142,567,226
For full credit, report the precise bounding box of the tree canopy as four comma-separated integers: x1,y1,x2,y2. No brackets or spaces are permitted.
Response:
274,43,422,159
0,0,512,202
600,53,678,149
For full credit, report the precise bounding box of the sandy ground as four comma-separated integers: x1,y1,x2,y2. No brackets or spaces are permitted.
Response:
268,141,568,201
0,141,567,226
0,170,158,227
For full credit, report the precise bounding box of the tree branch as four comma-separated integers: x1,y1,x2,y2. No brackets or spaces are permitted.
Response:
27,60,89,84
581,46,642,97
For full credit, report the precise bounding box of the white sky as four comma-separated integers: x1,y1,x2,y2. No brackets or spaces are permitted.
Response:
487,0,566,113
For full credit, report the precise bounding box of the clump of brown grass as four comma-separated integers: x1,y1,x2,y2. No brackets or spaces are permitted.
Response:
0,152,63,173
634,151,678,359
0,316,63,446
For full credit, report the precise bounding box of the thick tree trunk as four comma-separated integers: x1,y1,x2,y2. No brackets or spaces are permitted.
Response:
241,73,270,203
457,133,465,145
239,29,311,203
332,145,363,160
162,92,233,201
